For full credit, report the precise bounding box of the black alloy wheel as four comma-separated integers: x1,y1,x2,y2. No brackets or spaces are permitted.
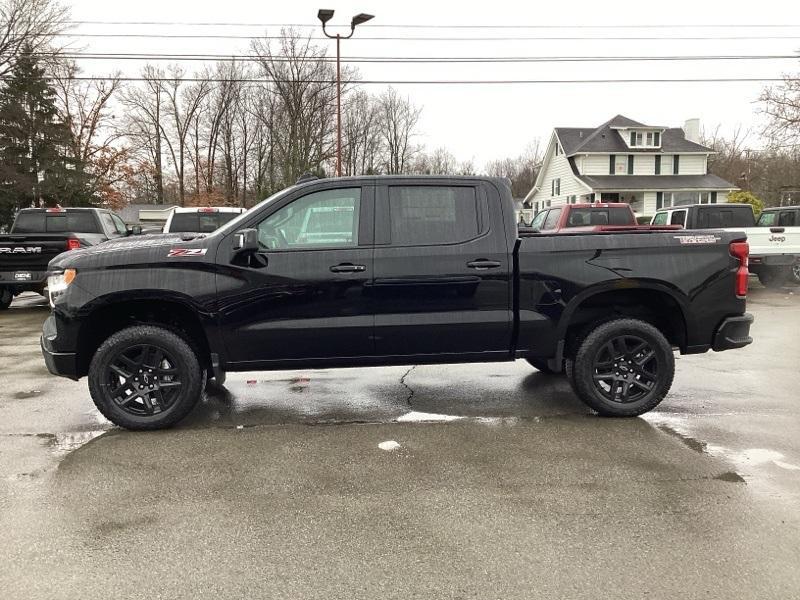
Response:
88,325,204,430
590,335,658,404
104,344,183,416
571,318,675,417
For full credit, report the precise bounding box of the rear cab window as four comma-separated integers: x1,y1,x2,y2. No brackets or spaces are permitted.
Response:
564,207,633,228
168,211,242,233
12,211,99,233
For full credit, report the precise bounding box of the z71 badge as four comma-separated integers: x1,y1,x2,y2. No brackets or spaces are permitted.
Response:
167,248,208,257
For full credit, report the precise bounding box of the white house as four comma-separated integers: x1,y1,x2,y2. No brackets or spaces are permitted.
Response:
524,115,737,220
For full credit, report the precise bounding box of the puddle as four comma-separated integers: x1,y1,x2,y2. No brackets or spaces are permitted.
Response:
50,430,107,454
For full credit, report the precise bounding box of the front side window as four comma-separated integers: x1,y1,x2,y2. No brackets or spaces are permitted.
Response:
388,185,478,246
530,210,548,230
257,188,360,250
110,213,129,235
543,208,562,230
652,212,668,225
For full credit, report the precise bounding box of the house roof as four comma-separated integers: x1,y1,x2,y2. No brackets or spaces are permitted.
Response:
555,114,713,155
574,172,737,191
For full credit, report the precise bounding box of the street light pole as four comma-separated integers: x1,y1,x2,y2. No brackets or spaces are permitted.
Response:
318,9,374,177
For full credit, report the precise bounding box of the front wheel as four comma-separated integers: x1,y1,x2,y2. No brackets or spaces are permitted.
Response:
571,319,675,417
88,325,204,430
0,288,11,310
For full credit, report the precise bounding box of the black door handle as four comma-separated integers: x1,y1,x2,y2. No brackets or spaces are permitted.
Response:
466,259,501,270
330,263,366,273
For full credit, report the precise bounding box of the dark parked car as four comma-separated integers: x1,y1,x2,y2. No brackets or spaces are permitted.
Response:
0,207,140,309
42,176,753,429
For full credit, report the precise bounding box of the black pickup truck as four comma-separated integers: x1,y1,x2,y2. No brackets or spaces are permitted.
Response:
41,176,754,430
0,207,140,309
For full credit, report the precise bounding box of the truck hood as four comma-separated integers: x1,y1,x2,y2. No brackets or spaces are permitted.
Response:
48,233,214,271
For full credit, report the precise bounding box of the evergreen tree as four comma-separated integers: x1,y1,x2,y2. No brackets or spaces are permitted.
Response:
0,45,86,229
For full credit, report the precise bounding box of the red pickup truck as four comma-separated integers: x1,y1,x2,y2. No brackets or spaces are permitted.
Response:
526,203,678,233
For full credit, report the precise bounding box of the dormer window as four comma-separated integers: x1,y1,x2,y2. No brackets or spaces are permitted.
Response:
626,129,661,148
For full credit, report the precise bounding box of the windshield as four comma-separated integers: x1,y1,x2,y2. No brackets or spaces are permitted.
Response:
212,187,296,236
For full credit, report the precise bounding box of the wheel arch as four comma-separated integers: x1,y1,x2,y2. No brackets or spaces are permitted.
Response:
557,280,690,360
75,292,213,378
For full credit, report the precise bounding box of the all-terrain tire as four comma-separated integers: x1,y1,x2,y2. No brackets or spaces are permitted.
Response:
791,264,800,286
88,325,204,430
572,318,675,417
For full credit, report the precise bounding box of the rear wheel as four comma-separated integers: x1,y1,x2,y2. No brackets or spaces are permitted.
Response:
0,288,11,310
571,318,674,417
791,264,800,285
757,266,790,289
88,325,204,430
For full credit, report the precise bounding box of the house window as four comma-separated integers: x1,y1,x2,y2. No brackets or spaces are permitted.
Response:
654,132,660,146
555,178,561,196
661,191,710,207
627,155,634,175
637,132,643,146
655,155,661,175
656,191,663,209
647,132,653,146
609,154,615,175
673,155,680,174
630,132,636,147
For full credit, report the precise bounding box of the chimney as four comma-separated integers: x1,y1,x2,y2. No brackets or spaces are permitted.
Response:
684,118,700,143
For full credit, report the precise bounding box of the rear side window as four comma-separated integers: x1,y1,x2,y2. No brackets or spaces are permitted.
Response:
670,210,687,226
12,211,98,233
543,208,562,230
697,208,755,228
388,186,479,245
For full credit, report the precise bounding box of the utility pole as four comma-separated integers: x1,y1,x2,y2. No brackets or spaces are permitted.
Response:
318,9,374,177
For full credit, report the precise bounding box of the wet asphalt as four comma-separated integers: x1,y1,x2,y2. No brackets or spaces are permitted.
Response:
1,284,799,599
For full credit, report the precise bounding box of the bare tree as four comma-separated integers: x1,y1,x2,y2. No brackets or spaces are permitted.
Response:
0,0,68,77
120,65,167,204
251,29,338,186
342,89,382,175
484,141,542,198
377,87,422,174
160,65,212,206
52,60,127,204
760,74,800,150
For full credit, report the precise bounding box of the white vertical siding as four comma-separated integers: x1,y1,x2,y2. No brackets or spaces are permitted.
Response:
633,154,655,175
582,155,610,175
679,154,707,174
529,137,590,209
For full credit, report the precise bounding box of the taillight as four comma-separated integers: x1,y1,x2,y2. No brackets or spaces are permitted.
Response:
730,241,749,298
66,238,81,251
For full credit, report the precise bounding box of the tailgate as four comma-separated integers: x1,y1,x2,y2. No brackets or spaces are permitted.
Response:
732,226,800,257
0,235,73,275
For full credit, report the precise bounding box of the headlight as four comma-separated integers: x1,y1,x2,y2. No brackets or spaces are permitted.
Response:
48,269,76,307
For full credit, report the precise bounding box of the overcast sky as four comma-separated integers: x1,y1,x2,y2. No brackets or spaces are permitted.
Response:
66,0,800,166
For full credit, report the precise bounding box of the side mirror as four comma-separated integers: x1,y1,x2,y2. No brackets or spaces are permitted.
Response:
128,225,143,236
232,228,259,254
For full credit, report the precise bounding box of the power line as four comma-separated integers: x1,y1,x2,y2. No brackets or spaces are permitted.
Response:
64,20,800,29
25,76,787,84
51,52,800,64
53,33,800,41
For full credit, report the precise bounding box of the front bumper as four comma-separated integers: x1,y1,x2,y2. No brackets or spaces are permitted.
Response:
41,313,80,380
712,313,754,352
